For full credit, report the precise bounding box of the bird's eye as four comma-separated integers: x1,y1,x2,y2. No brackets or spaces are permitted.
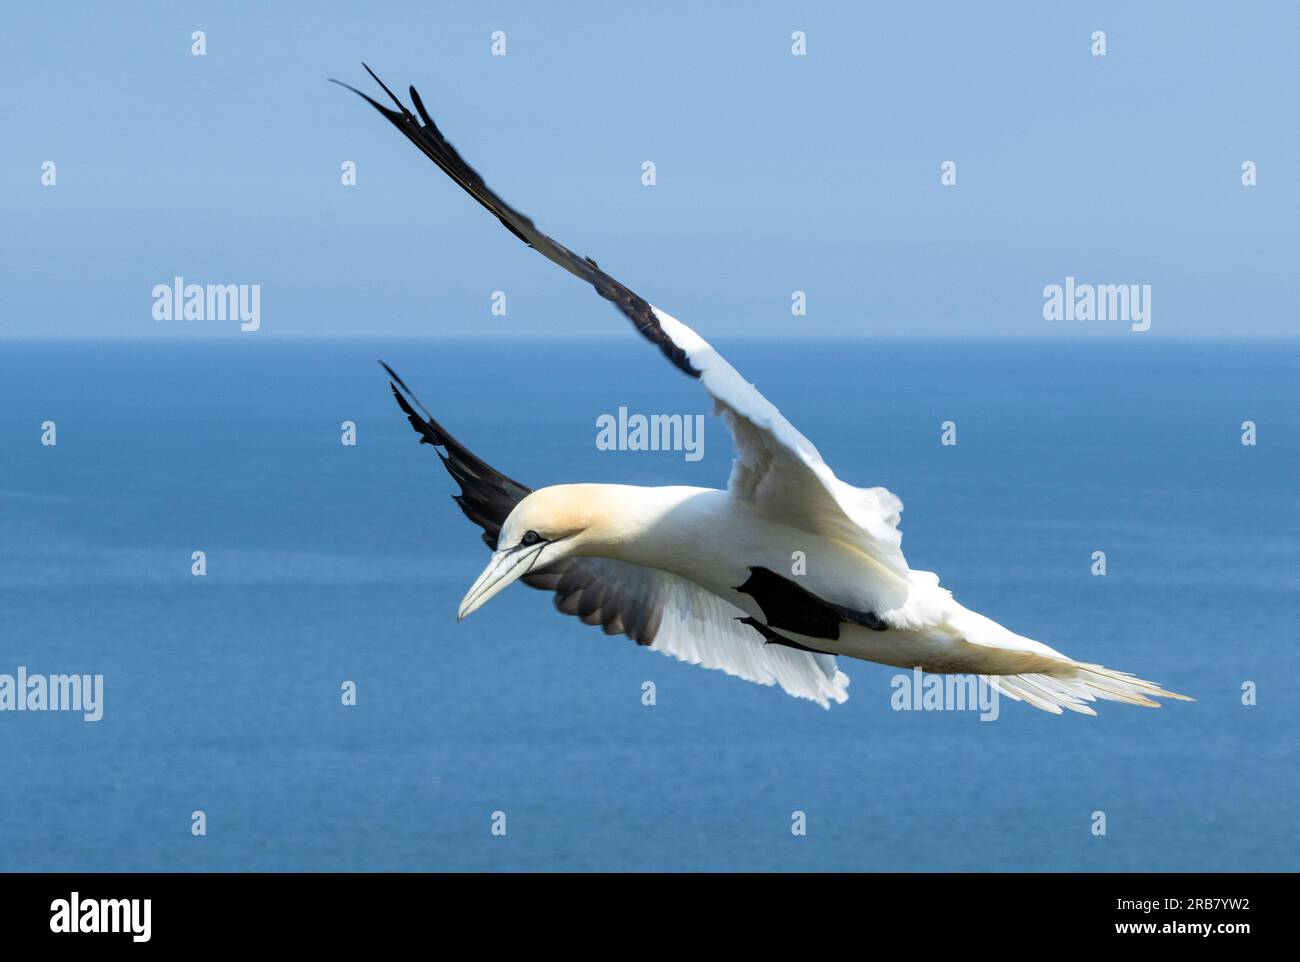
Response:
520,530,542,546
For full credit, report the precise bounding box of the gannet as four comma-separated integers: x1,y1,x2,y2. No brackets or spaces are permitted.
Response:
340,67,1192,714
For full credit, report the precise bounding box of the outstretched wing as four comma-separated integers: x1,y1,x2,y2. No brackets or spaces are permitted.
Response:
343,69,911,581
335,67,694,378
381,361,529,549
383,364,849,707
528,557,848,707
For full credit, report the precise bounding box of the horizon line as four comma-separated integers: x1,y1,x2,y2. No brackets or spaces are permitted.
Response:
3,333,1298,342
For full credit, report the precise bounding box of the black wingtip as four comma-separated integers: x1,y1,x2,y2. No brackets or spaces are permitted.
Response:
343,68,702,383
362,63,410,116
377,360,433,422
330,75,405,123
408,84,435,128
328,76,364,97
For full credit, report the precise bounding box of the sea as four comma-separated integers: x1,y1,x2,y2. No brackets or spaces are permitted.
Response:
0,337,1295,871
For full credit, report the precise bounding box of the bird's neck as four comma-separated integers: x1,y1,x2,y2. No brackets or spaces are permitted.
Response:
564,483,727,570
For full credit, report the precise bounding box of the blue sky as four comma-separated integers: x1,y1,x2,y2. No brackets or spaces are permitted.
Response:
2,1,1296,337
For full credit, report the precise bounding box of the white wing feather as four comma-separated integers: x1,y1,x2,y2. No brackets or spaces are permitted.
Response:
649,569,850,708
651,308,910,578
543,556,849,708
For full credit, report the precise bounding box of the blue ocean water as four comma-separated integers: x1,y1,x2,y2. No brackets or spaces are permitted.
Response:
0,337,1295,872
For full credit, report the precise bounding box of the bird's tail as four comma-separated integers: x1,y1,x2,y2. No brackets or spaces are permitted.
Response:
936,603,1193,716
982,663,1194,716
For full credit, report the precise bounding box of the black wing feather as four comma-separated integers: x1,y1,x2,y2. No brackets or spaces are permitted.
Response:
381,361,665,647
336,67,698,377
381,360,530,548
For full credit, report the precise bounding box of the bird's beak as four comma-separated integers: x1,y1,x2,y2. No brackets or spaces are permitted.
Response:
457,545,545,621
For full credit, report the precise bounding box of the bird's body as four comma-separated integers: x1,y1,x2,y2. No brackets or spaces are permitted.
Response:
515,482,938,665
343,67,1192,713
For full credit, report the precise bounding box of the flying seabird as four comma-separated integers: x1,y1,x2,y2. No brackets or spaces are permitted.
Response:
339,67,1192,714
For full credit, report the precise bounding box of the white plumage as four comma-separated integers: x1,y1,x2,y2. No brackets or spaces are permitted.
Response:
347,67,1192,713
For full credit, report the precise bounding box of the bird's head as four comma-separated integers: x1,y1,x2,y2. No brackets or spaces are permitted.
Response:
457,485,601,620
